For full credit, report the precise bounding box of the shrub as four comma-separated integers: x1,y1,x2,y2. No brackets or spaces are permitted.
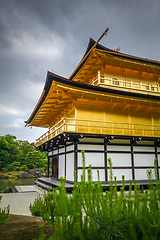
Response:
7,164,14,171
21,165,28,171
30,155,160,240
15,174,20,178
39,167,45,172
28,163,34,169
0,195,10,226
1,167,8,173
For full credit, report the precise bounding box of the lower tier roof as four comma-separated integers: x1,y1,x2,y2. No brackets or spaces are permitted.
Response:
26,71,160,128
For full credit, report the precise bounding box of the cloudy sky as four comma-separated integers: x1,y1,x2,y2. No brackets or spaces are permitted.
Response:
0,0,160,143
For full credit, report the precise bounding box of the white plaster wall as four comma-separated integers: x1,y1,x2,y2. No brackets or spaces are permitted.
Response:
77,152,104,167
77,169,88,182
59,147,65,154
158,154,160,166
157,147,160,152
77,169,105,182
48,152,52,156
134,169,149,180
78,144,104,151
134,154,155,167
53,149,58,155
66,144,74,152
58,155,65,178
108,169,132,181
133,146,155,152
92,169,105,181
107,153,131,167
107,145,130,151
66,153,74,181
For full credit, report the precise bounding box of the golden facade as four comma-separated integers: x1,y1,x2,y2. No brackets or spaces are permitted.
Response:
26,38,160,147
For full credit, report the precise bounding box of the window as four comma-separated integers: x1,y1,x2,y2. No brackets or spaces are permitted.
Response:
112,78,119,86
146,84,154,91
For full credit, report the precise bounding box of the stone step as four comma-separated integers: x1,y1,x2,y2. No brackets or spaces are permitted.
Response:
35,180,52,191
15,186,22,193
37,178,57,188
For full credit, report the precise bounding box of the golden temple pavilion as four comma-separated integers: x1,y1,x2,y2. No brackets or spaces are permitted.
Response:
26,30,160,187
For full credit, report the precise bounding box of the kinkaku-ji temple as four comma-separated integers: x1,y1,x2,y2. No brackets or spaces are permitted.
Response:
26,28,160,190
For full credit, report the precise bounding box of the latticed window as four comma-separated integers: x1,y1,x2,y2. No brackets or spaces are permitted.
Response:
112,78,119,85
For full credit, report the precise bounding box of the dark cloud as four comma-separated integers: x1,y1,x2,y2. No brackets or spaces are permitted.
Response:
0,0,160,142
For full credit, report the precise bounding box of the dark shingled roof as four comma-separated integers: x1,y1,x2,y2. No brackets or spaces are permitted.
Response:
69,38,160,81
26,71,160,125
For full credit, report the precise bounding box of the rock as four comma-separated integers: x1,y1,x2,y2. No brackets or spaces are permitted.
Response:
35,171,42,178
28,174,34,178
27,169,42,178
3,175,9,179
27,169,34,178
20,172,28,178
41,173,47,177
28,169,35,175
3,187,14,193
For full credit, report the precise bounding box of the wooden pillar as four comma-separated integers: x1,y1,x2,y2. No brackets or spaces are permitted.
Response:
52,156,54,178
65,143,66,178
57,146,59,179
104,139,108,182
155,141,159,179
74,141,78,182
131,141,135,181
47,156,50,178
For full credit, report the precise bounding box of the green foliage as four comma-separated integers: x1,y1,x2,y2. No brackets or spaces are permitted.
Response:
30,155,160,240
26,150,47,170
1,167,8,173
21,164,29,171
0,195,10,226
7,161,21,171
0,134,47,172
0,135,20,167
0,149,11,168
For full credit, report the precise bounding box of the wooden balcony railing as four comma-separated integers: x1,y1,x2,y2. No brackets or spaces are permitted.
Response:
36,118,160,147
89,71,160,95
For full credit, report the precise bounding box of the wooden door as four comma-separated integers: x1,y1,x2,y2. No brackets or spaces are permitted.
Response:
52,156,58,179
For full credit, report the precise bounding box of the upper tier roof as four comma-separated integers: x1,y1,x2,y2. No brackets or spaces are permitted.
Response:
69,38,160,83
25,38,160,128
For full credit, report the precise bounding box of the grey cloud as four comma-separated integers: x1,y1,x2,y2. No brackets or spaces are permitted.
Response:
0,0,160,142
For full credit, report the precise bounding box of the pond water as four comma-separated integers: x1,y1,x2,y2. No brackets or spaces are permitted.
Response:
0,178,35,192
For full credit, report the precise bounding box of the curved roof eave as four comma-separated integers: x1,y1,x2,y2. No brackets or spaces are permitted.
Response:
69,38,160,81
26,71,160,125
69,38,115,80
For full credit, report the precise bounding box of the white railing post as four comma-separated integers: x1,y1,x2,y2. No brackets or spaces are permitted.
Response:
98,71,101,84
121,78,123,87
64,118,66,131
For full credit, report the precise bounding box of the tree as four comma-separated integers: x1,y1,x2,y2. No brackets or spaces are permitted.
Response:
18,141,35,166
25,150,42,169
0,134,20,167
36,152,47,171
0,134,47,172
0,150,11,168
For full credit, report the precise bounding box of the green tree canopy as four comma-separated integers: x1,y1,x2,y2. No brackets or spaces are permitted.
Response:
0,134,47,172
25,151,42,169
